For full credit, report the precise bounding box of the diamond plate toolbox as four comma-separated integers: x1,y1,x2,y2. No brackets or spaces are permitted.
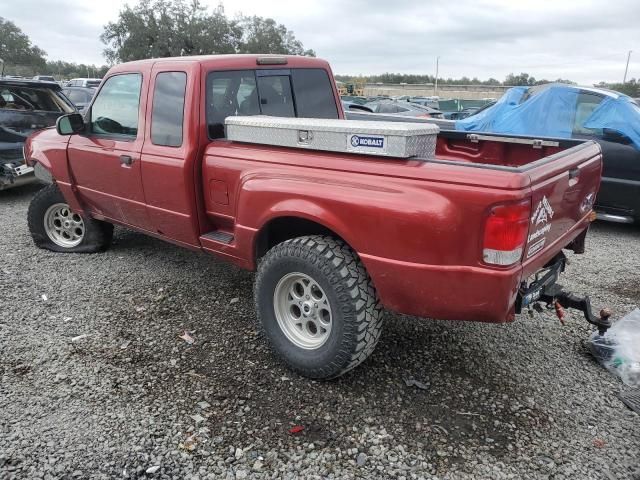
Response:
225,116,439,159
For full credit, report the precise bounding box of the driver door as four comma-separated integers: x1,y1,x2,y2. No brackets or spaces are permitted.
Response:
67,71,151,230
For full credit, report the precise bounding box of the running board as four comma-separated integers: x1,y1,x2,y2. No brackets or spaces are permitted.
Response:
201,231,234,244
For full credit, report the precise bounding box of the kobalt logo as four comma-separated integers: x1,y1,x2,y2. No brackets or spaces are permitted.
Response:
350,135,384,148
531,195,554,226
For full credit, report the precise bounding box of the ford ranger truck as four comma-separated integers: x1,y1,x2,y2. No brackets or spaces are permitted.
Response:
24,55,606,379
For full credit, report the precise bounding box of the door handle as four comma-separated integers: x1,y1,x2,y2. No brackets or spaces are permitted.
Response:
120,155,133,166
568,168,580,179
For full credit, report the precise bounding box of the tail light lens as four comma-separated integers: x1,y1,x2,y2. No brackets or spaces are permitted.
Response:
482,199,531,266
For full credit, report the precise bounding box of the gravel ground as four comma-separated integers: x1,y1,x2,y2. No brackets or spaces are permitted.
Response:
1,183,639,480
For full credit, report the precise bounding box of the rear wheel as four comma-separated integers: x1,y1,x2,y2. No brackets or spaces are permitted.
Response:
28,183,113,253
255,235,384,379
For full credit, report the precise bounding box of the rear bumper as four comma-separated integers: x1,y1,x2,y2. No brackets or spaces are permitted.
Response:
360,217,592,324
361,254,520,323
0,171,37,191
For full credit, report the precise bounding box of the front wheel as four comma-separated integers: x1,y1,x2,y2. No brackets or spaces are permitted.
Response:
255,235,384,379
28,183,113,253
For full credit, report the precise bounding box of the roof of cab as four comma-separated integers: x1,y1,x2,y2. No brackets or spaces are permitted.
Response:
109,54,331,74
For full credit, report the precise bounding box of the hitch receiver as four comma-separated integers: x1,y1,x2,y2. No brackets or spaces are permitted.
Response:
540,284,612,335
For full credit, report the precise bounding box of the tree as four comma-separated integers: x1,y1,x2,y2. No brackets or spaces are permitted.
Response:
237,16,314,56
0,17,46,67
101,0,314,64
504,72,537,86
595,79,639,97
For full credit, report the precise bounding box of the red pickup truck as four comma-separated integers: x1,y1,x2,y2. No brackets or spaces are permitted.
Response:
25,54,608,379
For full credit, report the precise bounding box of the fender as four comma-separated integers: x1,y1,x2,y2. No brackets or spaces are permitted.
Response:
25,129,85,212
233,171,460,269
249,198,359,252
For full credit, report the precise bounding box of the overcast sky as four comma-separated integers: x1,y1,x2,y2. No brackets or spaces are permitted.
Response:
1,0,638,84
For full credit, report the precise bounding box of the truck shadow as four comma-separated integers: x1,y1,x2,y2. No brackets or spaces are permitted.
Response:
91,229,556,469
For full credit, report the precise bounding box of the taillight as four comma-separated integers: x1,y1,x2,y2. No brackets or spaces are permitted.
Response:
482,199,531,266
417,113,431,118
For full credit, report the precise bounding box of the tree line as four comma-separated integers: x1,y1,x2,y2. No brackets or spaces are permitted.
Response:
0,0,313,79
0,1,638,98
334,72,579,88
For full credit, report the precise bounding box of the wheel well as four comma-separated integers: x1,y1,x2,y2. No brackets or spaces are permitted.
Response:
255,217,349,261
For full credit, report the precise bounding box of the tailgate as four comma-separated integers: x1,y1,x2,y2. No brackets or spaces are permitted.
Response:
523,141,602,262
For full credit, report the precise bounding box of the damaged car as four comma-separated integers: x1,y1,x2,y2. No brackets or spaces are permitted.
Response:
1,78,76,191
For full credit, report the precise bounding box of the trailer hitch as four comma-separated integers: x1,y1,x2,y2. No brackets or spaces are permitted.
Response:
540,284,612,335
516,253,613,335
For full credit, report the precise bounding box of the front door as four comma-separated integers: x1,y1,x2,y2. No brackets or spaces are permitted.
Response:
67,72,151,230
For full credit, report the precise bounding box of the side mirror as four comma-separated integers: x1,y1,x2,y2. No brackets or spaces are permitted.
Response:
56,113,85,135
602,128,632,144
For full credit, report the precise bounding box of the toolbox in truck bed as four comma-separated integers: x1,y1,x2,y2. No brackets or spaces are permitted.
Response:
225,116,440,159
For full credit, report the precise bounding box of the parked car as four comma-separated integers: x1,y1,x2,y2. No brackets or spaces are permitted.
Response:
32,75,56,82
449,101,496,120
65,78,102,88
359,100,444,118
339,95,368,105
25,54,605,379
408,96,440,109
61,86,96,113
1,78,76,190
457,83,640,223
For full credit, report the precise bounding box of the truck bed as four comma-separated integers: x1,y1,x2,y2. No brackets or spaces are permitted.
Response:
432,130,584,169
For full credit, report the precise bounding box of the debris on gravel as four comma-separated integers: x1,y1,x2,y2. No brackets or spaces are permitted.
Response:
1,184,639,479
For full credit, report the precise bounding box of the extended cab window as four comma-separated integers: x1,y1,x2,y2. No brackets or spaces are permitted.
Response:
206,68,338,139
91,73,142,137
151,72,187,147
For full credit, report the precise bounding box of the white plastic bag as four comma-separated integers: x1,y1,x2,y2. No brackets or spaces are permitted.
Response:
589,308,640,387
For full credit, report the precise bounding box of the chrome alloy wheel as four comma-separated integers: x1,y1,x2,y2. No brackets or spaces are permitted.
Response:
43,203,85,248
273,272,333,349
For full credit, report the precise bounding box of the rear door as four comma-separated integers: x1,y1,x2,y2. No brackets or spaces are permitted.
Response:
523,142,602,262
139,62,201,246
67,70,152,229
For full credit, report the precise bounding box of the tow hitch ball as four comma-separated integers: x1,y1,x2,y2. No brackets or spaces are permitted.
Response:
539,284,612,335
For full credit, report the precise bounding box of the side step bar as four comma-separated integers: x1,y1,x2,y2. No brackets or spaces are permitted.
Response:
201,231,234,244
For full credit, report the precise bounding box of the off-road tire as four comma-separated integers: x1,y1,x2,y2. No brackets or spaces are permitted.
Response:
28,183,113,253
255,235,384,379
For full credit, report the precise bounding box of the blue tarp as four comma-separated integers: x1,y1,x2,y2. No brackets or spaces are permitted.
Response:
456,84,640,150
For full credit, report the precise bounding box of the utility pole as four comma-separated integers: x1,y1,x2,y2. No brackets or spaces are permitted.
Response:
435,56,440,96
0,59,4,78
623,50,632,83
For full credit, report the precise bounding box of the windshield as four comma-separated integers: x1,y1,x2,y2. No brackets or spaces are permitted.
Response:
0,85,74,113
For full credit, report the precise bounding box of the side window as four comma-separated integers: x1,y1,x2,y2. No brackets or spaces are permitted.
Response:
291,69,338,119
207,71,260,139
256,75,295,117
151,72,187,147
65,90,87,104
573,92,604,136
91,73,142,137
378,103,398,114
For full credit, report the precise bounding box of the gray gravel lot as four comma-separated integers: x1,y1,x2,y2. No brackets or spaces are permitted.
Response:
1,184,639,480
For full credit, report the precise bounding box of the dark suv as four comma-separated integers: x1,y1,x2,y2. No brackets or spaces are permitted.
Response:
1,78,75,190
